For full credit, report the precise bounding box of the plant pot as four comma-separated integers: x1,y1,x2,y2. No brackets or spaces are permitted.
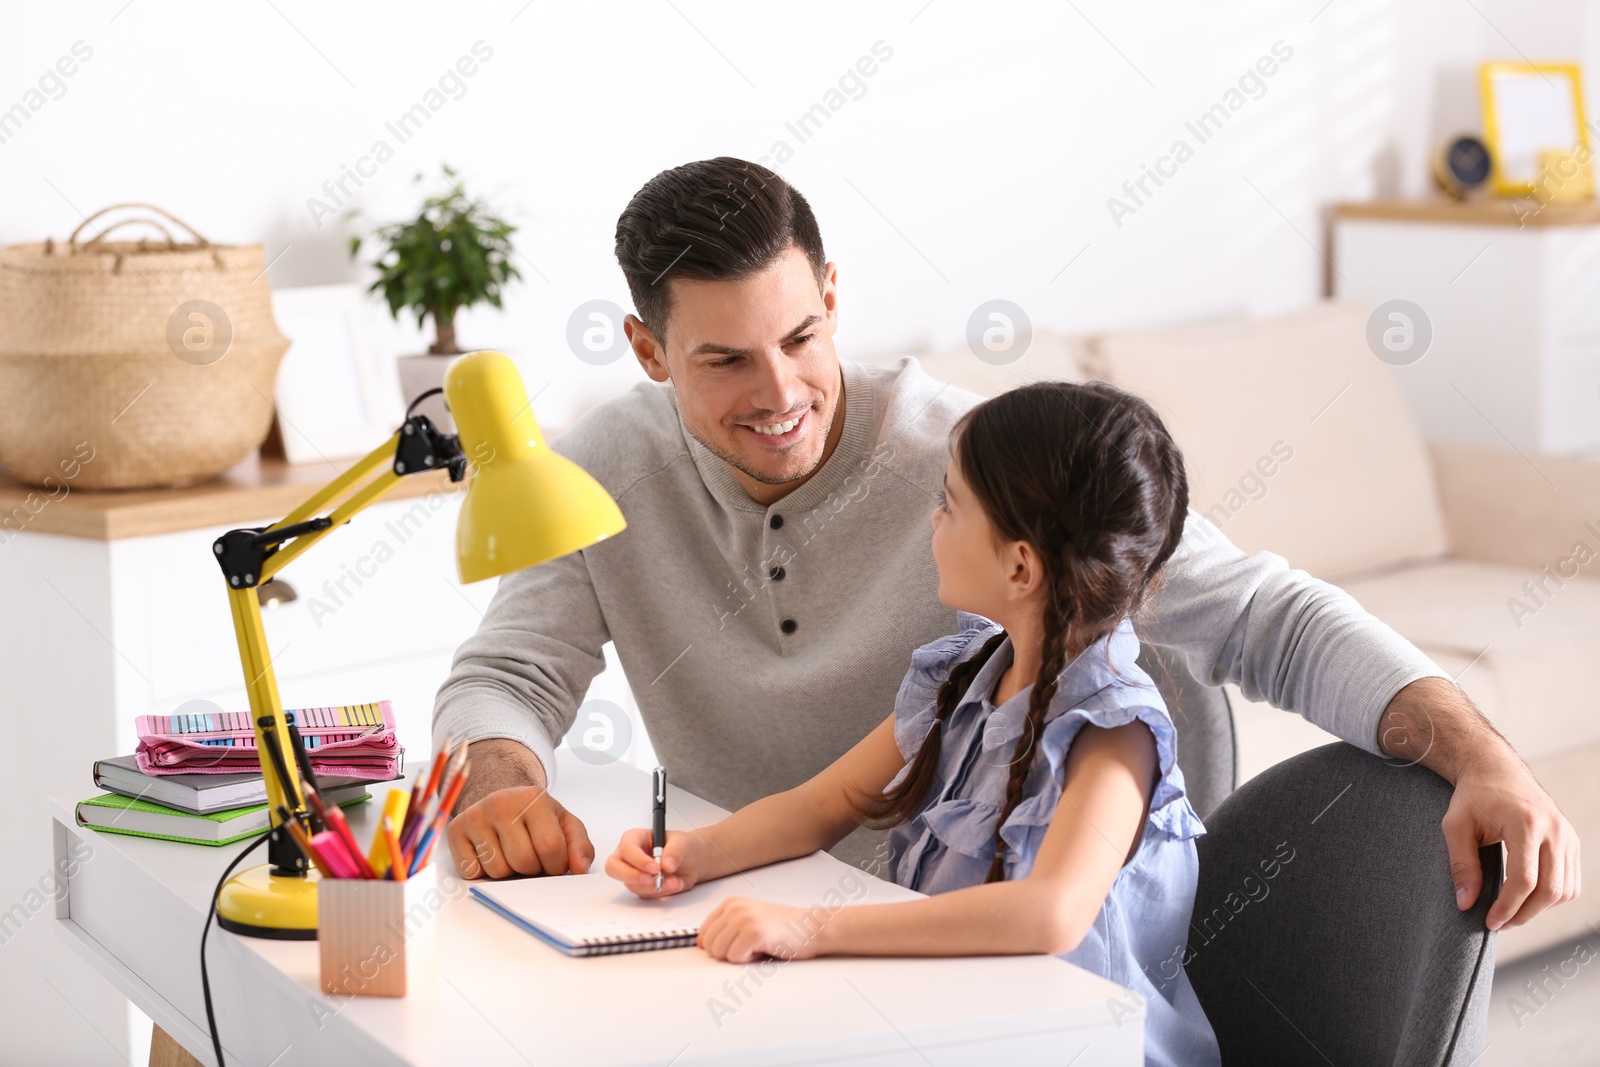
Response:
396,353,459,435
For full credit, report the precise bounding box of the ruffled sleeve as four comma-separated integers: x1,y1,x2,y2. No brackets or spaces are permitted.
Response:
996,689,1207,869
891,611,1002,763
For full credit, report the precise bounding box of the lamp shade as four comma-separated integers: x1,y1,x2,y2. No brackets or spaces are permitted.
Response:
445,351,626,584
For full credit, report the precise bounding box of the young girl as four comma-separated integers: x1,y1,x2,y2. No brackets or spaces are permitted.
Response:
605,380,1221,1067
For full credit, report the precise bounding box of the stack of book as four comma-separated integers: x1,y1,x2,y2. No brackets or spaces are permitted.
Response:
76,755,382,846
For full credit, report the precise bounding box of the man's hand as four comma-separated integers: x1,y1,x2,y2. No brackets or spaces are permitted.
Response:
446,738,595,880
1442,754,1581,930
1380,677,1581,929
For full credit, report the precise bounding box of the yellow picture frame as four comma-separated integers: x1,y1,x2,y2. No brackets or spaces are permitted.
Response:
1479,62,1588,197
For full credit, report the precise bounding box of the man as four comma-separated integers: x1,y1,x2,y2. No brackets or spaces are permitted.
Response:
437,156,1578,933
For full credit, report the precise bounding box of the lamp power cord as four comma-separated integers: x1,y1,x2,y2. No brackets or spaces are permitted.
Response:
200,833,268,1067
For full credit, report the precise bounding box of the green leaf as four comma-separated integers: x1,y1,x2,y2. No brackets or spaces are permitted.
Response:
345,164,523,349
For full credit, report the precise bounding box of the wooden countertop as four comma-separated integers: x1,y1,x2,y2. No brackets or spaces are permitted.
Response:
0,451,462,541
1335,197,1600,227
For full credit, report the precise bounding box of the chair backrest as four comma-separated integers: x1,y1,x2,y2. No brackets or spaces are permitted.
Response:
1135,642,1237,821
1184,742,1502,1067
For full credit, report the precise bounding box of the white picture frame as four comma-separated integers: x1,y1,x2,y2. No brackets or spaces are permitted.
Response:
269,284,403,464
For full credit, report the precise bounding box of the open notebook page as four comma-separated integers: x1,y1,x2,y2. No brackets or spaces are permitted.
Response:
471,850,924,952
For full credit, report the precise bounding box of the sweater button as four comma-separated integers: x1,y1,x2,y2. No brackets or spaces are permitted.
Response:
780,618,797,634
769,514,783,529
769,566,786,581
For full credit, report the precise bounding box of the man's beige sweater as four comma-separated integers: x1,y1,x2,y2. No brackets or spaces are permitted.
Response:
434,358,1445,861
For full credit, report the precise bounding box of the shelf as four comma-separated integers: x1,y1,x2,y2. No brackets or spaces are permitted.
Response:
1334,198,1600,227
0,450,462,541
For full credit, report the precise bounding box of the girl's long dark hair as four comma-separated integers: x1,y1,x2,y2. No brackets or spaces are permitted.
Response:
857,380,1189,883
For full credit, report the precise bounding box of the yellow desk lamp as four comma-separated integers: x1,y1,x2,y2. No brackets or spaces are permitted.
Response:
210,350,625,938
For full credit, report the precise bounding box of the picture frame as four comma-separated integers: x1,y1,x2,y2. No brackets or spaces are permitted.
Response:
1479,62,1588,197
269,284,403,465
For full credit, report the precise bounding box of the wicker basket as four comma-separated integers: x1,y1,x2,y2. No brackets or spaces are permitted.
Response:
0,203,289,490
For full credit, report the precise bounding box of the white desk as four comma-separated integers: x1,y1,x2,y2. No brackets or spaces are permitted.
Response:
50,751,1143,1066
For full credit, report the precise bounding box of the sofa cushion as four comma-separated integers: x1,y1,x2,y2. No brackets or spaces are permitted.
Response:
1339,560,1600,763
1090,301,1450,581
879,329,1091,399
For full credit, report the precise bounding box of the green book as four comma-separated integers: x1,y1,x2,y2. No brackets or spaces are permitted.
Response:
76,790,371,846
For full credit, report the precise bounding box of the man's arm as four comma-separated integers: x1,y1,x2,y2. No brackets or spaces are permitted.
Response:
434,545,611,878
435,546,608,790
1143,510,1580,929
1140,510,1449,754
1378,677,1580,930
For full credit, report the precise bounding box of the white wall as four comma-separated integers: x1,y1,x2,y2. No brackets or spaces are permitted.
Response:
4,1,1597,430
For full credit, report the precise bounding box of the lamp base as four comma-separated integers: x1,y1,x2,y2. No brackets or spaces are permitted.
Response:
216,864,321,940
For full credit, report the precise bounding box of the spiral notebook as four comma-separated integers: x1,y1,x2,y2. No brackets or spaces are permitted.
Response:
470,851,923,957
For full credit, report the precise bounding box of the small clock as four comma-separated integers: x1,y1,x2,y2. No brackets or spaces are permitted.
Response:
1433,134,1494,199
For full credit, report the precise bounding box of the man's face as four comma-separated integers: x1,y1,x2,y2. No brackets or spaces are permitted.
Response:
626,245,842,498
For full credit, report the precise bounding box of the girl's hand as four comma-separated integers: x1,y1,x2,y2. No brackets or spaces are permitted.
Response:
698,897,827,964
605,828,704,897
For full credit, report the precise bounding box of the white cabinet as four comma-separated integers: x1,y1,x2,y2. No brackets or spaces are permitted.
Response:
0,485,649,1063
0,493,491,1061
1334,201,1600,456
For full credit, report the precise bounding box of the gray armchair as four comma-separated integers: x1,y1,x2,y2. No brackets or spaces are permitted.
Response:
1140,649,1502,1066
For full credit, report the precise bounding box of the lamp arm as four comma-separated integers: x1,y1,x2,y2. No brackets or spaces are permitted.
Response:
213,414,466,876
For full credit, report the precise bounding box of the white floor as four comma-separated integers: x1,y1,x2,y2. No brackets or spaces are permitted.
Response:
1484,934,1600,1066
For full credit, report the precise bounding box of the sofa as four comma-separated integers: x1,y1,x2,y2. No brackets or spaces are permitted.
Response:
884,299,1599,963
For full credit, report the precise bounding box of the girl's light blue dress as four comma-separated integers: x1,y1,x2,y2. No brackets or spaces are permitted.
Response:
885,611,1222,1067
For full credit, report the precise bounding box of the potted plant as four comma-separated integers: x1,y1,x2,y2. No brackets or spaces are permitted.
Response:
349,164,521,430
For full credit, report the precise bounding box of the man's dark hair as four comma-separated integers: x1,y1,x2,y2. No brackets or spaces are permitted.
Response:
614,156,827,345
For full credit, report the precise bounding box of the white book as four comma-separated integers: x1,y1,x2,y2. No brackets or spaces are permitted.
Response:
470,850,922,957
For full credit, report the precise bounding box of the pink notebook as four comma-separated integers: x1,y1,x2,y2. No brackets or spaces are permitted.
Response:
134,700,402,780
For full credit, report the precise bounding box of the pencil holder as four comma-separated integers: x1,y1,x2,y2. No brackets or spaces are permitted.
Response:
318,866,438,997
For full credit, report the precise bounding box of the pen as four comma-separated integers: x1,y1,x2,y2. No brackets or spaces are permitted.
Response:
258,721,303,814
283,711,325,834
652,766,666,892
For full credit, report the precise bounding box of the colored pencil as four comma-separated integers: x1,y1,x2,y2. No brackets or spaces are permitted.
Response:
317,791,377,879
400,740,467,858
408,760,470,876
401,736,452,843
276,806,333,877
382,815,407,882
